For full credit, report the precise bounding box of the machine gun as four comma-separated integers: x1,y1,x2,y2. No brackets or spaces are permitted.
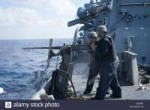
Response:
23,39,90,71
23,44,90,51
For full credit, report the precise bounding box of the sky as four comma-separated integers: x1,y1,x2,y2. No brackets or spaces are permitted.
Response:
0,0,89,40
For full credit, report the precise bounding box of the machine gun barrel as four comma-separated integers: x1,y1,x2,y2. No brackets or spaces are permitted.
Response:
23,46,61,50
23,44,90,51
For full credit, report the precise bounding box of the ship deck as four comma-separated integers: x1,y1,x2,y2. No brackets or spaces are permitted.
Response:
72,52,150,100
72,70,150,100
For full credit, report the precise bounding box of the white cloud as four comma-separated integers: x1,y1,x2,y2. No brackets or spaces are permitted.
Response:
0,0,78,39
47,0,76,17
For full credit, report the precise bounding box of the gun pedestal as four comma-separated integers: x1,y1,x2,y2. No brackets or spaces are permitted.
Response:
123,51,139,85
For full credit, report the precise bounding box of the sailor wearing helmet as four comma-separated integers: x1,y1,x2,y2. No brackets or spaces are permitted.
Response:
92,25,121,100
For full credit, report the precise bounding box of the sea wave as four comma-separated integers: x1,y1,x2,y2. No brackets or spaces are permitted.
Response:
0,39,72,99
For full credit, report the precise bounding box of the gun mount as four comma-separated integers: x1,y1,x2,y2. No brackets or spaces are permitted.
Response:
68,1,110,28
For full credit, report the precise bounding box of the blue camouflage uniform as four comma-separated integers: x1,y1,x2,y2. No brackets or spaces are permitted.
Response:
94,36,121,99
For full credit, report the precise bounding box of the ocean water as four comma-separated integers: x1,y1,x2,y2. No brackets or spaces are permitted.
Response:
0,39,72,99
